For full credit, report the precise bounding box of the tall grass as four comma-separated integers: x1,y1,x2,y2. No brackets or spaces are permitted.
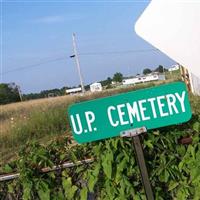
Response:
0,96,76,165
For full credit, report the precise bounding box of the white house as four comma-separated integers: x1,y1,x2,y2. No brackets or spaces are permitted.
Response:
168,64,180,72
66,87,82,94
90,82,102,92
122,73,165,85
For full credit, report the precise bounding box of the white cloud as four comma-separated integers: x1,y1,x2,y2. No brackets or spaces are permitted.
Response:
32,14,83,24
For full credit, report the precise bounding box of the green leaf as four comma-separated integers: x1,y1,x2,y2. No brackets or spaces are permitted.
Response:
190,166,200,182
62,177,78,199
22,181,32,200
88,174,96,192
48,172,56,179
68,185,78,200
168,181,179,191
62,177,72,189
105,180,116,200
193,184,200,200
102,161,112,179
118,157,127,172
37,181,50,200
8,184,14,193
177,145,186,157
102,152,113,179
3,164,13,173
60,154,66,161
80,187,87,200
193,122,200,132
158,171,165,182
51,189,65,200
189,145,196,160
164,169,170,183
192,134,199,144
144,140,154,149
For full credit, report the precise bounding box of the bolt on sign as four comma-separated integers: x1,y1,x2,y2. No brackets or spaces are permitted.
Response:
68,82,192,143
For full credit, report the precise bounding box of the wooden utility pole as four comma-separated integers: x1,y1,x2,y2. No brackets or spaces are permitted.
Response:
17,85,23,101
72,33,85,93
180,66,191,92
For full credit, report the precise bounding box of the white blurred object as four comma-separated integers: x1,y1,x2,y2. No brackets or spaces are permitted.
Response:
190,73,200,96
90,82,102,92
168,64,180,72
135,0,200,78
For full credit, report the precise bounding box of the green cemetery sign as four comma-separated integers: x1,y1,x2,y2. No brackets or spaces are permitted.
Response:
68,82,192,143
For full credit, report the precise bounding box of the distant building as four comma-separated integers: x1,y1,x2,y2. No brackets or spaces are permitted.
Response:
66,87,82,94
168,64,180,72
111,81,117,85
90,82,102,92
48,93,56,98
122,73,165,85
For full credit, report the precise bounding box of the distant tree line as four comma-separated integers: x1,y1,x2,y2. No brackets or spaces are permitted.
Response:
143,65,168,75
23,87,70,100
0,84,71,105
0,83,21,105
0,65,168,105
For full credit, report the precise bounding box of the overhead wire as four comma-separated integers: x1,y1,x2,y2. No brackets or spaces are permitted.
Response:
79,48,159,56
1,48,159,75
1,56,70,75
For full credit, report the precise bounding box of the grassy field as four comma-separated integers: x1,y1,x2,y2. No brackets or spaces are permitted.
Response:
0,95,71,165
0,71,194,167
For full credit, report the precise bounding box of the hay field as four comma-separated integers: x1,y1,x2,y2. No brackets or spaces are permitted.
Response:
1,95,72,164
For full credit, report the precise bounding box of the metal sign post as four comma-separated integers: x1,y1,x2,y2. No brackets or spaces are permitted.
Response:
121,127,154,200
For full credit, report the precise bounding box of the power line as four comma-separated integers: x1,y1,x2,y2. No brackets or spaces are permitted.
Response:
1,48,159,75
1,56,69,75
79,48,159,56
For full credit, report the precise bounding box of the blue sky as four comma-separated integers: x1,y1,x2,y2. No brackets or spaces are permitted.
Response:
1,1,175,93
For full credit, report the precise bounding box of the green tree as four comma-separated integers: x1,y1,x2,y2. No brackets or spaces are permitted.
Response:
154,65,167,73
113,72,123,83
0,83,21,104
60,86,70,95
100,77,112,86
143,68,152,75
106,77,112,85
